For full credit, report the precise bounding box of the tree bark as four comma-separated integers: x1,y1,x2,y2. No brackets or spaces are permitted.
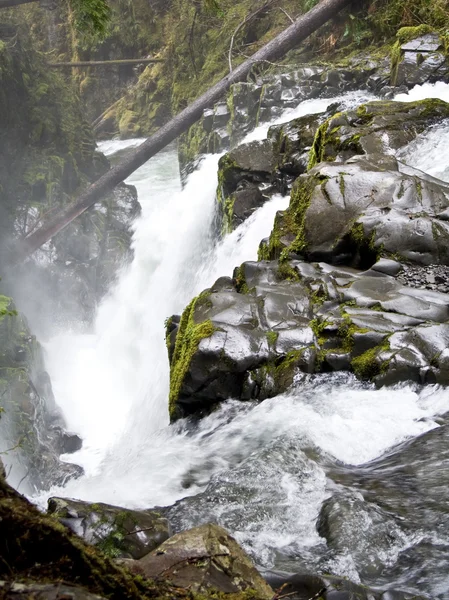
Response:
0,0,38,8
16,0,353,261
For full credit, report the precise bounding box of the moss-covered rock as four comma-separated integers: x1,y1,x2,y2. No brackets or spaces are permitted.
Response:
167,256,449,419
308,98,449,170
48,497,171,560
168,290,215,420
0,476,271,600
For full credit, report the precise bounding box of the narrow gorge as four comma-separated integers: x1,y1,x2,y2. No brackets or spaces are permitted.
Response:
2,2,449,599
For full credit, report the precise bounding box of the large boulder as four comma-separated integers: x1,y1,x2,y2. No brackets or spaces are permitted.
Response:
129,523,273,599
390,27,449,87
47,497,171,560
167,258,449,419
262,155,449,267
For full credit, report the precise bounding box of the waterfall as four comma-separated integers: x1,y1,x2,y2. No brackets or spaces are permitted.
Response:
30,82,449,598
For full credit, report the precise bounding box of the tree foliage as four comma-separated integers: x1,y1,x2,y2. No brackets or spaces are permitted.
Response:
69,0,111,38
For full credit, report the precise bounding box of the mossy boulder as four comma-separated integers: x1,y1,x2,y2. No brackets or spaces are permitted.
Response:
0,475,272,600
265,154,449,268
48,497,171,560
167,258,449,419
390,27,448,87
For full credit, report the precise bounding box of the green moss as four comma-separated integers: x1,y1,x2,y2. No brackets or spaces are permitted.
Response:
396,24,435,44
265,331,279,347
277,261,300,281
164,316,173,352
223,196,235,234
0,296,17,324
351,340,391,380
169,291,215,417
308,121,329,170
288,175,320,255
234,264,250,294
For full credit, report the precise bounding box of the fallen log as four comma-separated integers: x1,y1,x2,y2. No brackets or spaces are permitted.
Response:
48,58,164,67
16,0,353,261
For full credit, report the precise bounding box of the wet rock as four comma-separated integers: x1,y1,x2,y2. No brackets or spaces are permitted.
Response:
392,29,449,88
263,571,425,600
266,154,449,268
268,112,325,177
0,297,82,491
130,523,273,598
371,259,403,277
217,140,277,232
48,497,171,560
308,98,449,168
317,492,409,577
168,254,449,418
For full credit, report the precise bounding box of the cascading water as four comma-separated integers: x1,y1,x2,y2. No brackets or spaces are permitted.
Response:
31,83,449,598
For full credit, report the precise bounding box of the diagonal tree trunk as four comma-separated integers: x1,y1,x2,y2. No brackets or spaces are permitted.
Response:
16,0,353,261
0,0,38,8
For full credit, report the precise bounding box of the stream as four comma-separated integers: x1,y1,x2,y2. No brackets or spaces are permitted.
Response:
30,82,449,598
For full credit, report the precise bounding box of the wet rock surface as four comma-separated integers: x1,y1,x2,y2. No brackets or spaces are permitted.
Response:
47,497,171,559
0,297,82,491
168,256,449,418
263,571,425,600
169,95,449,419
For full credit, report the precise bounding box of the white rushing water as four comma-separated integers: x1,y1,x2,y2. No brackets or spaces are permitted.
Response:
32,84,449,589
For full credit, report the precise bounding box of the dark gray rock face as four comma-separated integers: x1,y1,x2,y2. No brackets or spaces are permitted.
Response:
217,140,279,232
168,257,449,419
170,97,449,420
262,99,449,267
0,298,82,491
302,156,449,267
48,497,171,559
394,33,449,88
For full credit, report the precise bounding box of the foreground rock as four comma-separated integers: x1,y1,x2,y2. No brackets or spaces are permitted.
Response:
129,523,273,599
0,477,270,599
48,497,171,559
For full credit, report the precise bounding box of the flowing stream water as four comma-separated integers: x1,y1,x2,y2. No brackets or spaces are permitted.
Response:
30,83,449,598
